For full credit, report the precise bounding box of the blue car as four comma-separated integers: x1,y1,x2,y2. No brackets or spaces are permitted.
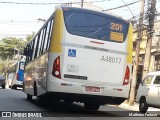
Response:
0,75,5,89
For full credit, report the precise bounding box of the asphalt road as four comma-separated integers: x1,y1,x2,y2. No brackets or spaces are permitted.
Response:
0,88,159,120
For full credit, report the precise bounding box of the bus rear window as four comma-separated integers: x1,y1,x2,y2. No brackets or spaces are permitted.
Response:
63,8,129,43
19,62,25,71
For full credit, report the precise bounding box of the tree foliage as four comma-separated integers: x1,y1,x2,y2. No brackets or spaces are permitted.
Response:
0,37,24,60
0,60,15,75
0,33,35,60
0,33,35,75
26,32,35,42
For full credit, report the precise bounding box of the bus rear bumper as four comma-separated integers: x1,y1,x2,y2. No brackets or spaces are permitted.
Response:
46,77,130,104
11,81,23,88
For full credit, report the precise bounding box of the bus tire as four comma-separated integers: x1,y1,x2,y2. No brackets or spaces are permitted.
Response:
11,85,16,90
22,83,25,91
64,100,74,105
34,81,37,96
2,84,5,89
36,96,45,106
27,94,32,101
84,102,100,110
139,97,148,113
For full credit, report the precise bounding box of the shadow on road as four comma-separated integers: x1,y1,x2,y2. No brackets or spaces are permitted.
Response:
25,98,120,117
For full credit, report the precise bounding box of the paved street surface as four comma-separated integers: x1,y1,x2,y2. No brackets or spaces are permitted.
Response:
0,88,160,120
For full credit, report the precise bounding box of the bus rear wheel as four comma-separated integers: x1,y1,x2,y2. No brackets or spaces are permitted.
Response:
84,102,100,110
1,84,5,89
36,96,47,106
27,94,32,101
11,85,17,90
64,100,74,105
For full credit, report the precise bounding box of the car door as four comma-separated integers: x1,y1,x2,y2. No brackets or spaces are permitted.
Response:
152,76,160,106
146,75,159,106
158,82,160,107
137,75,154,102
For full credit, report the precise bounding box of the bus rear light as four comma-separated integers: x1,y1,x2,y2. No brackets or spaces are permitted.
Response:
16,73,19,80
52,56,61,79
123,66,130,85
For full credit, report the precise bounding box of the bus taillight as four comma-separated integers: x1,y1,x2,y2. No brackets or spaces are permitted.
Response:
16,73,19,80
123,66,130,85
52,56,61,79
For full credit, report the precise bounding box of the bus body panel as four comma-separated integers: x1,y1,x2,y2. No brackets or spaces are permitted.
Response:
61,33,126,84
24,53,48,96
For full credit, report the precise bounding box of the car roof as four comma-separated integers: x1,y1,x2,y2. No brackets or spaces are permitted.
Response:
147,71,160,76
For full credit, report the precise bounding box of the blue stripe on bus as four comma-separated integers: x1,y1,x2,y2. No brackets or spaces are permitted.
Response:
18,70,24,81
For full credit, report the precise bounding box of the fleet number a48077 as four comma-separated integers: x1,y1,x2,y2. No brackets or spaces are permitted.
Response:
101,56,122,64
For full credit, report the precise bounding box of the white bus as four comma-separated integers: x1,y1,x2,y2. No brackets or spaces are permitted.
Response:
8,60,25,89
23,7,133,110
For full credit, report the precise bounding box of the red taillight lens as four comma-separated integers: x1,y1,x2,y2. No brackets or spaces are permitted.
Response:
123,66,130,85
52,56,61,79
16,73,19,80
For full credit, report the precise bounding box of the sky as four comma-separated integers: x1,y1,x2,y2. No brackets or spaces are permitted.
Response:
0,0,160,40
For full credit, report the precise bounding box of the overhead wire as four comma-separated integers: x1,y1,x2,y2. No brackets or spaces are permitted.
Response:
0,0,109,5
102,0,139,11
1,0,159,37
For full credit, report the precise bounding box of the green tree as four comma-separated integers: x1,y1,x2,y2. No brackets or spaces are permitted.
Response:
26,32,35,42
0,33,34,77
0,37,24,60
0,33,34,60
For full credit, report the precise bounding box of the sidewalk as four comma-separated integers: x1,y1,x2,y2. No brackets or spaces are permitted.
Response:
118,102,160,112
118,102,139,111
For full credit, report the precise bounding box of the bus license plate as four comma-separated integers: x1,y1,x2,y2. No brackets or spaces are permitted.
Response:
85,86,100,92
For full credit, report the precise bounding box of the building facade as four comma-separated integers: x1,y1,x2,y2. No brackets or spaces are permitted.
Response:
133,20,160,81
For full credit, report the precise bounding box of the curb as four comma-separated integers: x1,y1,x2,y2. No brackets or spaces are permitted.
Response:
118,103,139,111
118,103,160,112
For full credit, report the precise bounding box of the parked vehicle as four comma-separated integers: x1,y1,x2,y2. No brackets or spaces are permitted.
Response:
136,71,160,113
0,75,5,89
5,73,14,88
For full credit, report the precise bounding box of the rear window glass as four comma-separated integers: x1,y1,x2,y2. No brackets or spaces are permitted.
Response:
63,8,129,43
19,62,25,71
153,76,160,84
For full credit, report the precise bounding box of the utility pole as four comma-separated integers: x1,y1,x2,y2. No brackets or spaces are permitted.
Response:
81,0,84,8
128,0,145,106
142,0,156,78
